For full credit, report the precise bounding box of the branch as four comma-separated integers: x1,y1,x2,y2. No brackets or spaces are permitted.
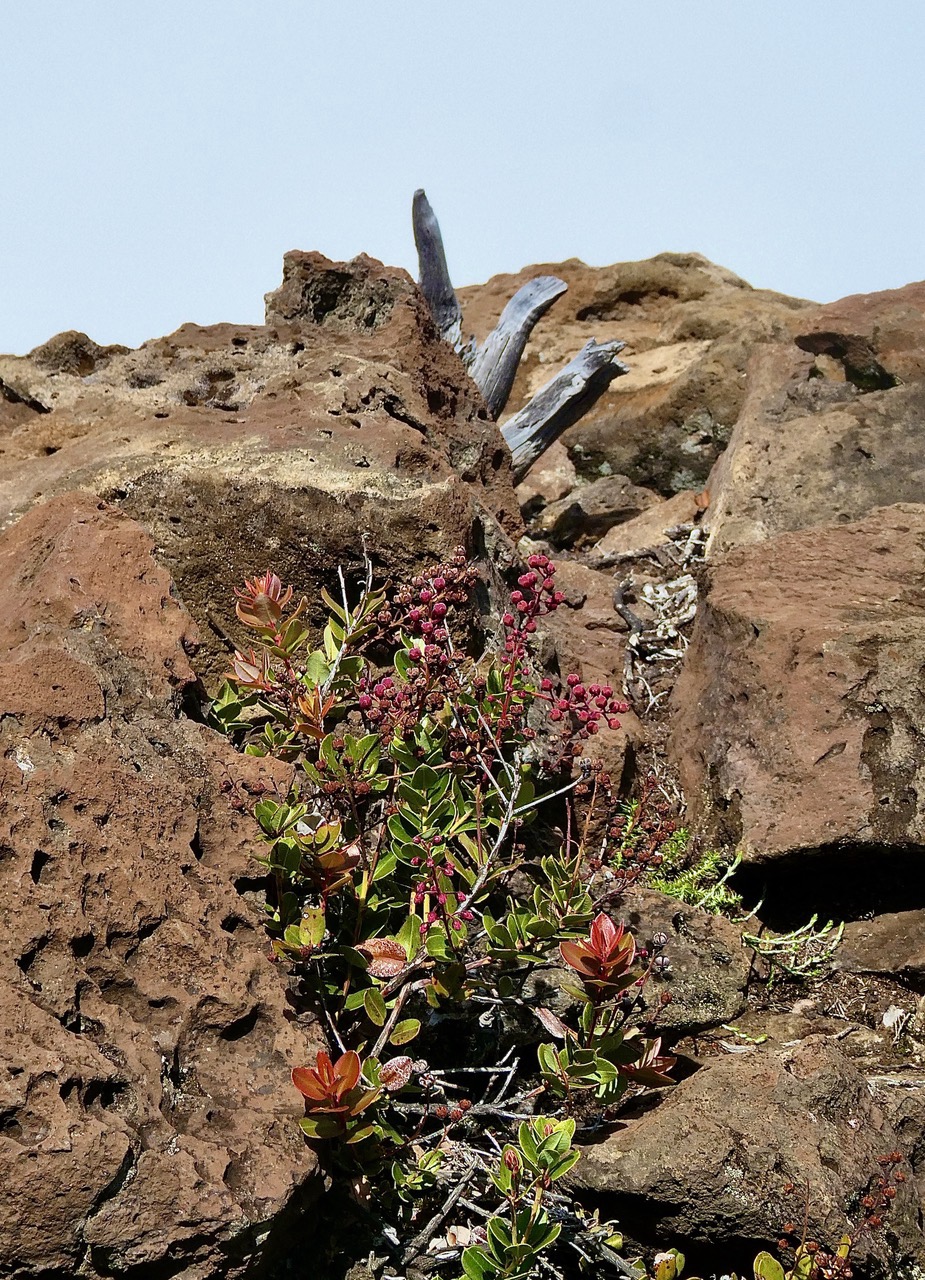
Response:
412,188,463,350
501,339,630,482
468,275,568,417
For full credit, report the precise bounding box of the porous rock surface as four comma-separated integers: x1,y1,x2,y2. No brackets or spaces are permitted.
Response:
0,494,320,1279
5,243,925,1277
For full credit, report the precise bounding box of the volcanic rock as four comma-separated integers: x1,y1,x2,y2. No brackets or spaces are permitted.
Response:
0,252,521,684
571,1037,924,1278
0,493,321,1280
670,503,925,863
532,473,662,548
460,254,813,495
705,282,925,556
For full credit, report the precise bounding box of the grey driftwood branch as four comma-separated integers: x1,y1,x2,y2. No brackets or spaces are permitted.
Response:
502,339,629,481
412,189,463,351
412,189,629,478
467,274,568,418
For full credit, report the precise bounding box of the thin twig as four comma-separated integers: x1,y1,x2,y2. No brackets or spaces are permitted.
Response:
401,1156,479,1264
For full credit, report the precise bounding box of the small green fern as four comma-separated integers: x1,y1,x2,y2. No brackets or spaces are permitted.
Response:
648,842,746,916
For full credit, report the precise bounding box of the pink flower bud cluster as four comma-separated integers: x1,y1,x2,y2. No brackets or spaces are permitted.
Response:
408,837,474,931
547,676,629,737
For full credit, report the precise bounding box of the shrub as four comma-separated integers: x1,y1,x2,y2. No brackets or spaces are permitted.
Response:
211,553,674,1273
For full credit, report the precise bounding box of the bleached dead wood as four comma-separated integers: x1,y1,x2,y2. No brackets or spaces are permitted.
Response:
467,275,568,417
501,339,629,481
412,189,463,351
412,190,630,476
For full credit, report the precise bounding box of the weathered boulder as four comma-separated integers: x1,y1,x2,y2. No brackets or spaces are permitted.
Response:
531,473,662,548
460,254,812,495
514,440,578,517
705,281,925,556
588,489,703,564
0,252,521,684
617,888,750,1033
0,494,321,1279
794,280,925,389
837,910,925,986
572,1037,924,1278
535,557,628,686
670,504,925,863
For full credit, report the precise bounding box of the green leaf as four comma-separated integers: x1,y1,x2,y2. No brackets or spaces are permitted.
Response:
371,850,397,882
549,1147,580,1180
298,1115,343,1139
461,1246,497,1280
517,1121,540,1167
486,1216,513,1261
320,586,347,621
299,905,326,949
363,987,387,1026
301,649,331,688
753,1256,786,1280
396,913,422,959
425,930,449,960
345,1122,378,1145
390,1018,421,1045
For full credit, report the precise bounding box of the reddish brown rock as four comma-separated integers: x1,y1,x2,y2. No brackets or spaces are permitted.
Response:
837,910,925,985
0,253,521,684
589,489,703,563
794,280,925,388
0,494,321,1280
571,1037,924,1277
705,282,925,556
538,558,628,687
670,504,925,861
532,473,662,548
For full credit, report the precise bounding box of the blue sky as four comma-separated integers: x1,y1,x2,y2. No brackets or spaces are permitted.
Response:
2,1,924,352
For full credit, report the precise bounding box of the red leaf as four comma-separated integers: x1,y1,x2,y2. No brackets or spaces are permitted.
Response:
590,913,618,958
331,1050,361,1097
292,1065,329,1101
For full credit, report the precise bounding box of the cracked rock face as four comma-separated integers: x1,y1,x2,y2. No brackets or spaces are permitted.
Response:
460,253,813,497
570,1037,924,1279
669,503,925,863
0,494,320,1279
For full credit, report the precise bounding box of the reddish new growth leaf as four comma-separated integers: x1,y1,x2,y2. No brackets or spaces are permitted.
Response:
228,647,274,691
620,1037,676,1088
234,571,294,631
560,913,637,992
357,938,407,979
291,1050,380,1117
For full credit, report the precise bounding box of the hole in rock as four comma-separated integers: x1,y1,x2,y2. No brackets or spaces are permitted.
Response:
0,1111,24,1141
220,913,249,934
30,850,51,884
70,932,95,958
733,842,925,932
83,1079,127,1110
220,1006,261,1041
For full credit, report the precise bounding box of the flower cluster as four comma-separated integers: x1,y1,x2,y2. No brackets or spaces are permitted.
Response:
408,836,475,931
